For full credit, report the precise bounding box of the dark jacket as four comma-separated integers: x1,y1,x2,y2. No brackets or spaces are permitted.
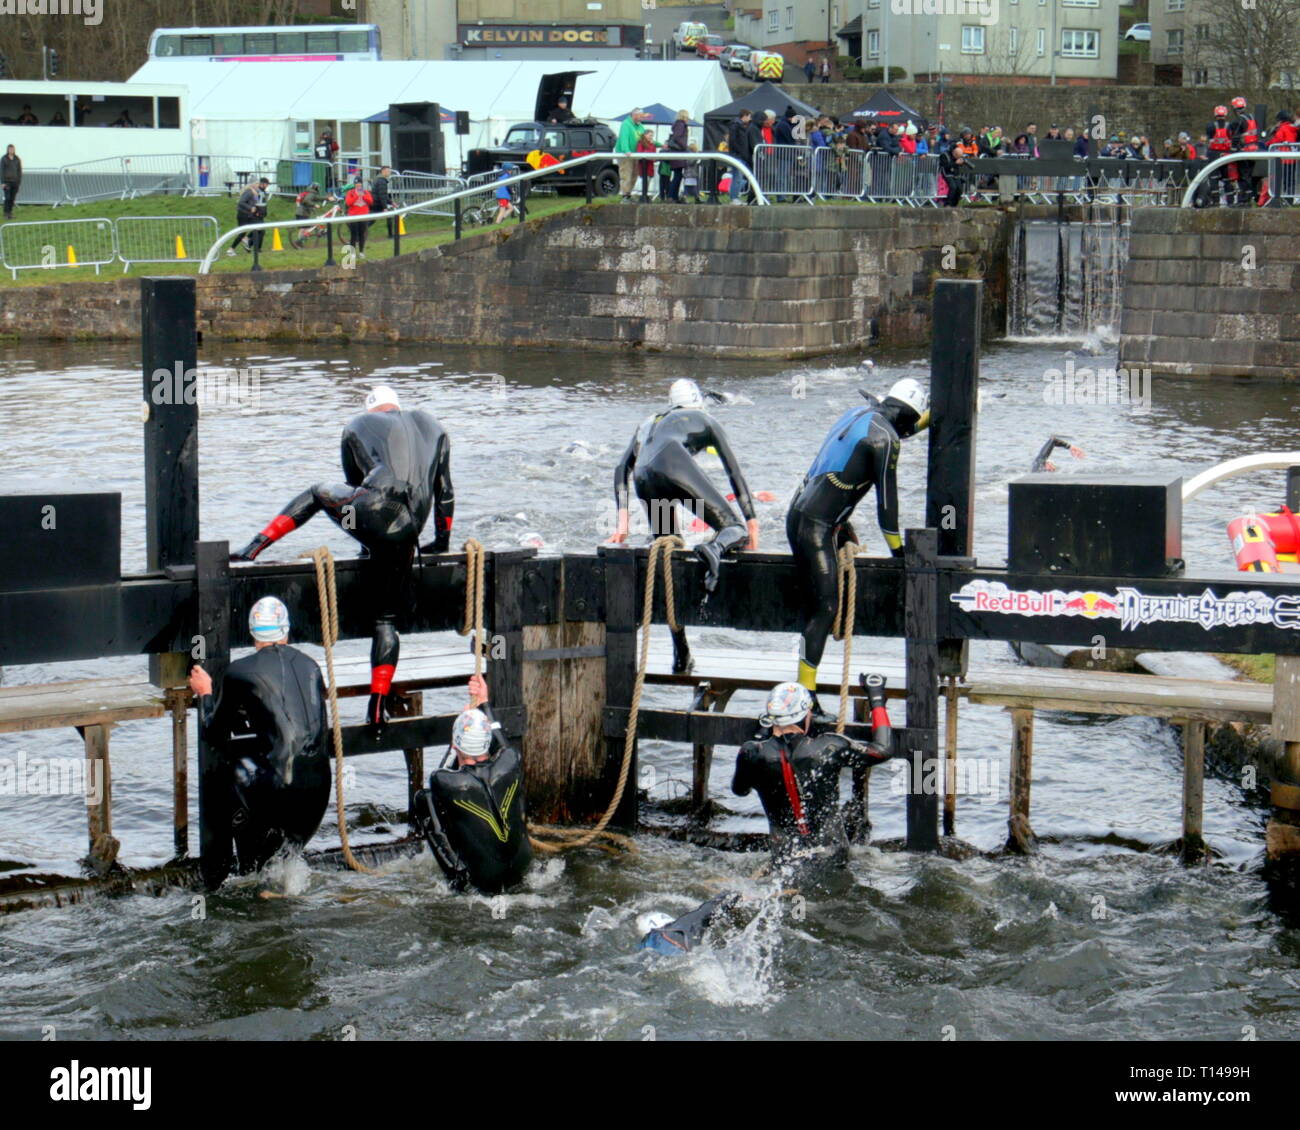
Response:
727,117,754,164
1,154,21,185
371,174,392,211
667,119,688,152
774,117,796,146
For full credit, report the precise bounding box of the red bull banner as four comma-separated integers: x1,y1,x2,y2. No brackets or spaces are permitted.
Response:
949,579,1300,632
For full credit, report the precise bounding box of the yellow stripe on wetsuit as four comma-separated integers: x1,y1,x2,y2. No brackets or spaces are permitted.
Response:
453,779,518,842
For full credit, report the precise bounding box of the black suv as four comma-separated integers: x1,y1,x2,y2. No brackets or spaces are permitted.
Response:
467,119,619,195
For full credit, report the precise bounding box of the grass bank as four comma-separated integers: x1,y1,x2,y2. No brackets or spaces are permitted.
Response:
0,191,595,287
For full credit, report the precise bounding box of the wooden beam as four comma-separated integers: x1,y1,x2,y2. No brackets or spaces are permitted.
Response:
195,540,232,890
944,677,959,838
1268,654,1300,861
167,687,188,859
601,548,639,830
1007,707,1036,854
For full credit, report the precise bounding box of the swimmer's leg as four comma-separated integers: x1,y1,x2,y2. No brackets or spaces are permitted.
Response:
231,482,361,562
637,475,694,675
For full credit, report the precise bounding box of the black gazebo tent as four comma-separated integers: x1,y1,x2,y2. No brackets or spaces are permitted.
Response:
849,88,928,129
702,83,821,149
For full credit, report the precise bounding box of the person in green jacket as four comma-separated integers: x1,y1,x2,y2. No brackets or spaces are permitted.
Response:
615,108,647,201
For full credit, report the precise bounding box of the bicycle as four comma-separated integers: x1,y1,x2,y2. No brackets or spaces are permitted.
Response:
289,197,348,249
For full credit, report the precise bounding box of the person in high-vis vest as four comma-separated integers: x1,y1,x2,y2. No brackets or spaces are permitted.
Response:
1206,105,1242,205
1229,96,1261,205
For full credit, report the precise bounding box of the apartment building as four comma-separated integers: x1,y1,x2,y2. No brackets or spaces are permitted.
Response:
369,0,644,60
732,2,844,64
833,0,1122,83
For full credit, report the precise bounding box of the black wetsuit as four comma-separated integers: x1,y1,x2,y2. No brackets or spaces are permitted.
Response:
196,644,331,887
639,893,740,955
234,408,454,723
786,395,918,682
412,708,533,894
733,719,892,885
614,404,755,668
1031,436,1073,473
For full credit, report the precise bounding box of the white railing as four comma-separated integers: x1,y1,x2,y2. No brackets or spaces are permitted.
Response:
1181,148,1300,207
197,151,770,273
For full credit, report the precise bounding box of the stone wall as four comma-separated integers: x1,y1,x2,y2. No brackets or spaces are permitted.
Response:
1119,209,1300,380
190,204,1008,358
744,78,1286,149
0,205,1008,357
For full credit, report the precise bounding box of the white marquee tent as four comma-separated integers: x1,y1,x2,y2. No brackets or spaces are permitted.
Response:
130,58,731,171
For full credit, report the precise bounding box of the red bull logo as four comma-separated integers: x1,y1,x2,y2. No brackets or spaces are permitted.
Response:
950,581,1121,620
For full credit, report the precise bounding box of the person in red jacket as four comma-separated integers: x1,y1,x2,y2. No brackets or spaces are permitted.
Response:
1205,105,1241,204
1258,110,1298,206
345,177,374,256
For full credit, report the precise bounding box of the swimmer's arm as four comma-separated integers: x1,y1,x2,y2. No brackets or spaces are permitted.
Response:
873,431,903,557
731,745,756,796
708,422,757,523
422,790,471,892
611,434,638,539
341,430,368,487
1030,436,1070,473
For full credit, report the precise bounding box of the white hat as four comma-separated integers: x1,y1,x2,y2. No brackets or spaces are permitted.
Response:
668,378,704,410
452,708,494,757
365,384,400,411
765,682,813,727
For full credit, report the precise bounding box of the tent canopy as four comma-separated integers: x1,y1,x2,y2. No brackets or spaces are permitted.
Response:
702,82,821,147
612,102,698,126
850,88,928,129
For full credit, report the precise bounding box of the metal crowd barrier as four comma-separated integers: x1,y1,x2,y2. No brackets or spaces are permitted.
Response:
16,169,64,207
0,217,116,276
752,144,815,202
0,214,220,277
861,151,941,205
115,215,220,271
1267,143,1300,205
812,147,866,199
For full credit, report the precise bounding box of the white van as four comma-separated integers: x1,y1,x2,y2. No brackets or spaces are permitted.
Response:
672,22,708,51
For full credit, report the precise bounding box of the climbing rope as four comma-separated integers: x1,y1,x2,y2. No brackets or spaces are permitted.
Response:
829,540,862,735
302,546,376,875
457,538,487,678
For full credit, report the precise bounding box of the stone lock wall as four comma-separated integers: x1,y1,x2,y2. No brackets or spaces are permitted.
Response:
1119,209,1300,380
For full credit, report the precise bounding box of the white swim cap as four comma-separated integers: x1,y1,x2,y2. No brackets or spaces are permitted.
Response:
765,682,813,727
248,596,289,643
452,708,493,758
886,377,929,418
668,378,704,410
365,384,401,411
637,911,675,936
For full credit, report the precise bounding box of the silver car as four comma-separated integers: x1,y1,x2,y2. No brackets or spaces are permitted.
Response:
729,45,753,71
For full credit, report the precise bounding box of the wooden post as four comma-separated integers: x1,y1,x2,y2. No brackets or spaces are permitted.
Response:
1007,707,1036,854
195,540,233,890
141,277,199,691
847,691,871,842
927,277,980,682
166,687,189,859
602,547,639,830
391,691,424,825
1181,718,1205,862
943,677,959,838
1267,654,1300,861
487,550,529,750
81,723,117,874
904,528,940,852
689,683,735,819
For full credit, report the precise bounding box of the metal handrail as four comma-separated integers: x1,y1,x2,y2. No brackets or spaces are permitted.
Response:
197,150,769,273
1180,148,1300,207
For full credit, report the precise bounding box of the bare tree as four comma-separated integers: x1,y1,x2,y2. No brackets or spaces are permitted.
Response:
1185,0,1300,101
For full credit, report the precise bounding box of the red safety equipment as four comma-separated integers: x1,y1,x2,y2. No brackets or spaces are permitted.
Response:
1208,124,1234,153
1231,96,1247,110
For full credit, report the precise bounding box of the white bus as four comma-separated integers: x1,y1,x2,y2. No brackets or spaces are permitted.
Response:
147,25,382,63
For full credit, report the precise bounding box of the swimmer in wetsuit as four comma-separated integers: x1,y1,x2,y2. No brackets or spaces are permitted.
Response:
786,378,930,691
609,378,759,673
638,892,741,955
230,384,455,728
1031,436,1086,473
732,677,897,889
411,674,533,894
188,597,331,889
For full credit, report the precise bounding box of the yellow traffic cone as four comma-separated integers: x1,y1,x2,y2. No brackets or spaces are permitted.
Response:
175,235,187,259
398,215,407,237
67,245,77,265
272,227,284,252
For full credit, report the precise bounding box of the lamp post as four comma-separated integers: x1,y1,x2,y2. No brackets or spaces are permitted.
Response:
1050,0,1058,85
938,43,950,125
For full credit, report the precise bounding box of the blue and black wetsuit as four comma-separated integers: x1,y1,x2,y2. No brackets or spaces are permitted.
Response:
786,394,918,689
411,708,533,894
614,405,755,670
639,893,741,955
233,408,455,725
195,643,331,888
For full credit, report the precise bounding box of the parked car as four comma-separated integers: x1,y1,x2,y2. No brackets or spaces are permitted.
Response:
696,34,726,60
467,120,620,196
672,21,708,51
727,45,753,70
743,49,785,81
1123,22,1151,41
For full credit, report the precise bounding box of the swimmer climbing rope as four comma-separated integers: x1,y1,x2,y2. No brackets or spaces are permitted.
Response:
459,538,648,855
303,546,378,875
829,541,861,735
